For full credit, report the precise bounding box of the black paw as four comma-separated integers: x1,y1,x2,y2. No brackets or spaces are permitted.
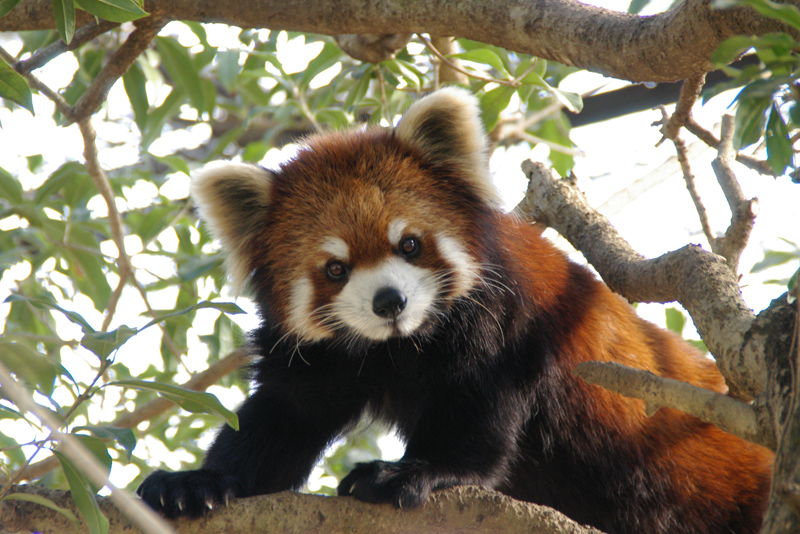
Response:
338,460,434,509
136,469,239,519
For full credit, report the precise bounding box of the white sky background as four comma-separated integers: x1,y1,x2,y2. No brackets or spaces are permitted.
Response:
0,1,799,491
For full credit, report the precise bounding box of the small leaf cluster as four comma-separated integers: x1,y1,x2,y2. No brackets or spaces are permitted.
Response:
711,0,800,176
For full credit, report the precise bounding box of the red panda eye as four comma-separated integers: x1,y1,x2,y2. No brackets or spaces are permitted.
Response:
326,261,347,280
400,237,419,257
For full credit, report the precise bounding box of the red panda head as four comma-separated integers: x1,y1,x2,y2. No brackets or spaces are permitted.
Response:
192,88,501,345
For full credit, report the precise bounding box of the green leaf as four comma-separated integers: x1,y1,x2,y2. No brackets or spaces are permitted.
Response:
664,307,686,334
451,49,509,77
52,0,75,44
122,62,148,132
141,86,185,149
751,250,799,272
151,154,191,176
344,65,373,110
0,0,23,17
479,85,515,132
33,161,88,205
26,154,44,172
4,293,95,332
733,96,771,149
2,492,80,530
628,0,651,14
242,140,269,163
765,104,794,175
216,50,241,93
156,36,205,114
551,88,583,114
55,451,109,534
75,426,136,460
0,341,58,396
73,0,146,22
108,379,239,430
300,42,343,88
141,300,244,331
514,58,546,83
0,165,24,204
0,59,34,114
80,326,137,360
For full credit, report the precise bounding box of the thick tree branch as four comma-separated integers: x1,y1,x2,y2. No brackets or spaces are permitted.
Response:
574,361,776,449
1,0,792,83
514,160,767,399
2,484,605,534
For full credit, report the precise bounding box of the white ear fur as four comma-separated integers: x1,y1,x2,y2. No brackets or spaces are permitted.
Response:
395,87,500,206
191,162,274,293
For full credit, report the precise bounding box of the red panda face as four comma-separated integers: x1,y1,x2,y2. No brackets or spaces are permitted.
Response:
191,88,500,346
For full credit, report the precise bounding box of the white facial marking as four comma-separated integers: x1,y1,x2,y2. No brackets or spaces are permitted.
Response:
287,277,332,342
321,236,349,261
387,218,407,245
333,257,438,341
435,233,479,296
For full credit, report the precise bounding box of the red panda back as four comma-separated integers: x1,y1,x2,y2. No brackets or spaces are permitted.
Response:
494,216,773,533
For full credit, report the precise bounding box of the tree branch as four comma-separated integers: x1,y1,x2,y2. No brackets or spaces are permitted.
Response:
684,116,779,176
514,160,766,399
574,361,776,449
16,20,119,76
72,17,166,122
710,114,759,275
1,0,793,83
1,484,605,534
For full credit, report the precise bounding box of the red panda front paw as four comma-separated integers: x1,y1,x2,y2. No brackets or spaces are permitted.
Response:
338,460,436,509
137,469,238,519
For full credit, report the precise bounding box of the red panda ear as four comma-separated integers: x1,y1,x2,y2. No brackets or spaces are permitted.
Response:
395,87,501,206
191,162,274,293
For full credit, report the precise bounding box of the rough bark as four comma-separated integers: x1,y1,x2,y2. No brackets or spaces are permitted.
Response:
1,484,605,534
514,160,772,399
0,0,793,83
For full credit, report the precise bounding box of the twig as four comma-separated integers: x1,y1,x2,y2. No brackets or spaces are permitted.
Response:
673,130,716,247
8,349,252,483
684,117,779,176
711,115,758,274
17,20,119,75
574,361,775,449
418,33,520,87
72,18,166,122
428,35,467,86
0,361,176,534
0,45,73,118
658,74,705,143
1,358,113,498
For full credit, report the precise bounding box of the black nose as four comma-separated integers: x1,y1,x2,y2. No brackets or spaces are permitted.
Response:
372,287,407,319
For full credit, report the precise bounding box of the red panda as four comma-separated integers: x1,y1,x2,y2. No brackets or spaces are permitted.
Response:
137,88,774,534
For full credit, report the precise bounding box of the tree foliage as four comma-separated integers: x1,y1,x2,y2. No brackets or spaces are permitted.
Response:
0,0,798,532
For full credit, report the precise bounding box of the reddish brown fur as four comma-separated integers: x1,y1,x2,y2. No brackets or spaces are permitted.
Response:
493,216,773,531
